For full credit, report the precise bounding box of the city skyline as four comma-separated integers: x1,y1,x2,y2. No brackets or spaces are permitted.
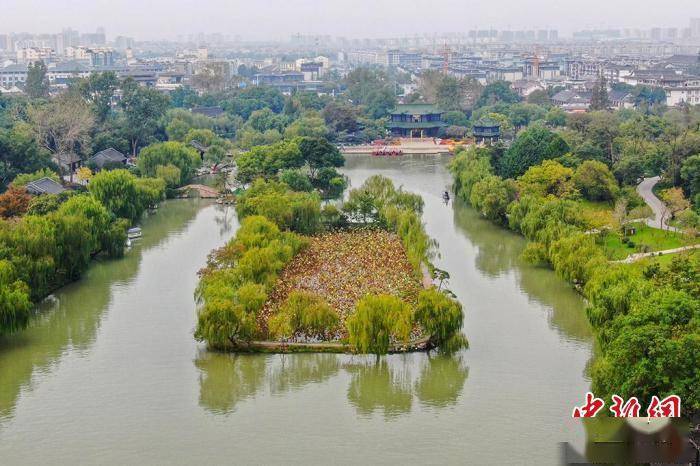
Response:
2,0,699,41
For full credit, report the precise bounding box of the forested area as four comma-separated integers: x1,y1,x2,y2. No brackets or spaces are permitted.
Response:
449,128,699,414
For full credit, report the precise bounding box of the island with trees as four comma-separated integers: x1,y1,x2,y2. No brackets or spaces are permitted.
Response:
194,169,467,356
1,61,699,417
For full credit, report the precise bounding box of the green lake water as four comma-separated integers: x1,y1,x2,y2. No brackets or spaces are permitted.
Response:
0,155,593,464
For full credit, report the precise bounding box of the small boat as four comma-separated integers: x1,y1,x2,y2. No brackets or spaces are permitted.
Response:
127,227,142,239
371,147,403,157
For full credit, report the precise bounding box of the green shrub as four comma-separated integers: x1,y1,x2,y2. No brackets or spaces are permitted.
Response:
573,160,619,201
279,169,313,192
0,260,32,335
268,291,339,339
414,289,467,353
137,141,201,185
447,147,493,202
195,215,306,348
236,179,321,234
346,294,413,356
469,175,517,225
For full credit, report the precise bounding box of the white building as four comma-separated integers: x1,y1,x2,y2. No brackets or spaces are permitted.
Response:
65,46,91,61
16,47,54,63
665,78,700,106
0,64,28,88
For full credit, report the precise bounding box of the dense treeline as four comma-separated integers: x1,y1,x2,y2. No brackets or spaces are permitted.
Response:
450,145,700,414
0,174,165,335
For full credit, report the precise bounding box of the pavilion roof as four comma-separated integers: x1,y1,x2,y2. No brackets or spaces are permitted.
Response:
391,103,442,115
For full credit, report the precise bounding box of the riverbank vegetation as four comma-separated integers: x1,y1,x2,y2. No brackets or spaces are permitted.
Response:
195,175,466,356
450,143,700,415
0,65,407,338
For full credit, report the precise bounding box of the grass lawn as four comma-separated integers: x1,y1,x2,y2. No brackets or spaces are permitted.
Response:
259,229,423,337
601,222,699,260
629,248,699,268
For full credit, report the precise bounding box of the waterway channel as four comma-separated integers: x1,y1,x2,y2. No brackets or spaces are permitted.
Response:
0,155,593,464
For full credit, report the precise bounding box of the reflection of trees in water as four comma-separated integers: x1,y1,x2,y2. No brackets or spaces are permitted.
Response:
269,354,340,396
345,354,469,418
194,353,342,414
414,355,469,408
0,200,203,421
515,268,592,342
345,359,413,419
452,198,592,343
213,204,236,236
195,351,469,420
195,351,267,415
452,199,523,278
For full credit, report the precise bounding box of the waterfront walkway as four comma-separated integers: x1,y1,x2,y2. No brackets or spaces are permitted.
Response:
614,244,700,263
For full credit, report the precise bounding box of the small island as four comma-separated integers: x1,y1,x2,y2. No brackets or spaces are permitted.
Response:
195,173,467,356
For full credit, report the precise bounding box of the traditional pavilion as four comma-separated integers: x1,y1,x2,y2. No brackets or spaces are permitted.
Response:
388,104,446,138
472,117,501,144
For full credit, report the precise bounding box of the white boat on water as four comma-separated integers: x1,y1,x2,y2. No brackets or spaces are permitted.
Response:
127,227,142,239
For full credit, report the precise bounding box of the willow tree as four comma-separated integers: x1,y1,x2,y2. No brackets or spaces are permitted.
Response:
0,260,32,335
268,291,339,340
346,294,412,359
414,289,468,353
195,281,267,349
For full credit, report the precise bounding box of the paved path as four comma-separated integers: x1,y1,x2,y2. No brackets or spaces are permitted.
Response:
636,176,679,232
613,244,700,264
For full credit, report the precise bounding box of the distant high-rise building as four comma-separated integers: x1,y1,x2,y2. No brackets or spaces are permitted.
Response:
114,36,134,51
54,33,65,55
89,48,114,67
62,28,79,49
500,30,514,42
0,34,9,51
81,29,106,46
549,30,558,41
691,18,700,38
537,30,549,42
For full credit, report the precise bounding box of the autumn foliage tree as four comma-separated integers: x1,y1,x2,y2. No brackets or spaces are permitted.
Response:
0,186,31,218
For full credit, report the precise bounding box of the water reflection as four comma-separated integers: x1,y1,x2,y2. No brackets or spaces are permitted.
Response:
452,198,592,342
195,352,267,415
346,359,414,419
414,355,469,408
0,200,205,421
269,353,340,396
451,199,523,278
195,352,469,420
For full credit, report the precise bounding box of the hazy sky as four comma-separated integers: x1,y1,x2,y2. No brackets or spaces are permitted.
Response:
2,0,699,40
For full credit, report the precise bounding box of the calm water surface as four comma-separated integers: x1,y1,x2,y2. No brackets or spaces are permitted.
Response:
0,156,592,465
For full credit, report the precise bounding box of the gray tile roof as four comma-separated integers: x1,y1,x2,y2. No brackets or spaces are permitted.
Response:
89,148,127,168
25,177,66,195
